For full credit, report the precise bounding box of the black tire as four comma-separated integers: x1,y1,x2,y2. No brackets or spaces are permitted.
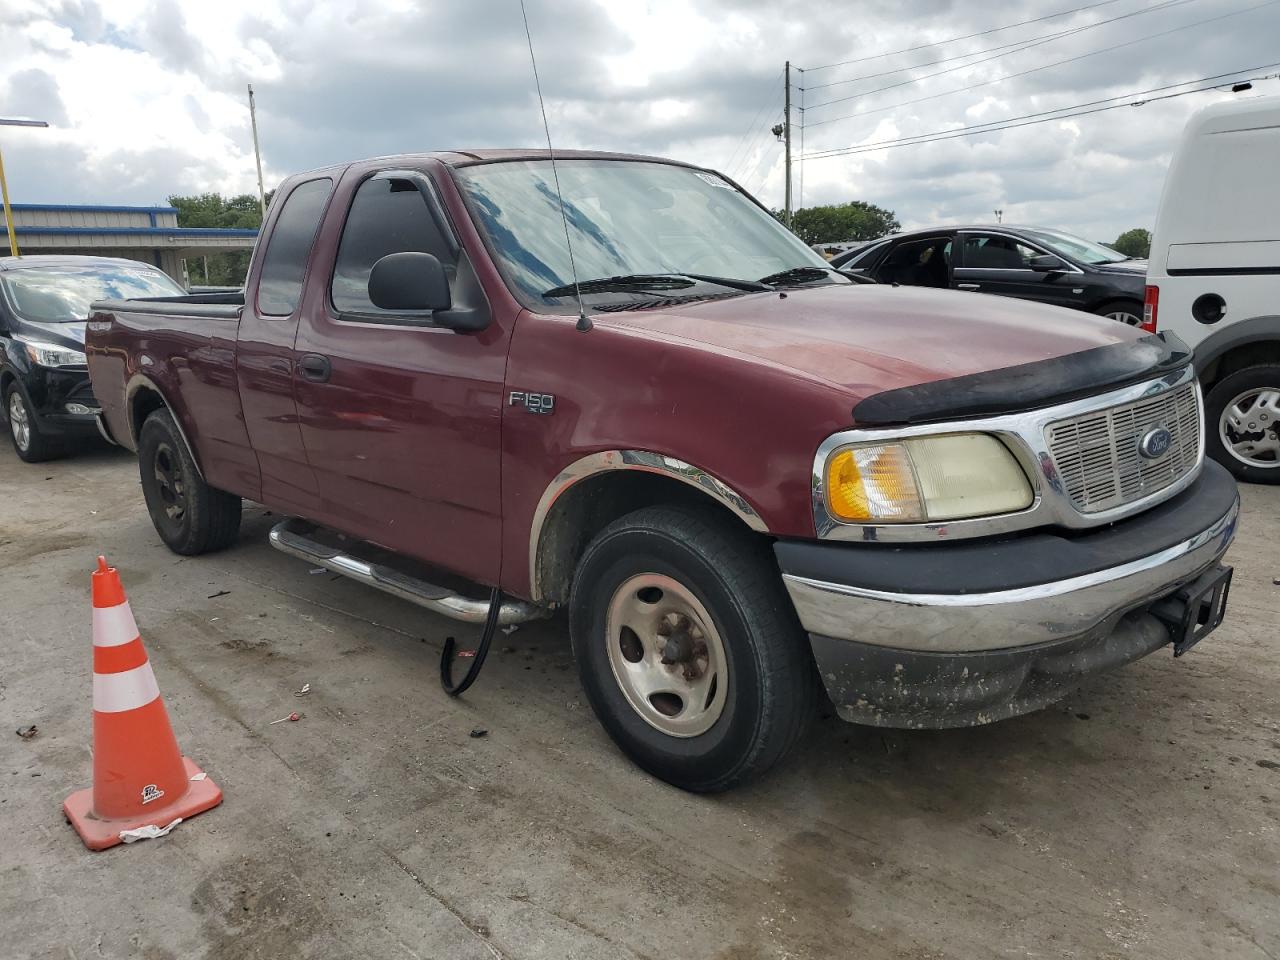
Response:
4,381,62,463
569,505,815,792
138,409,242,554
1204,365,1280,485
1093,298,1144,327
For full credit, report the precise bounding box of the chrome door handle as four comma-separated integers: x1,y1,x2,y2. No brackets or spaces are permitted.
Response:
957,283,980,291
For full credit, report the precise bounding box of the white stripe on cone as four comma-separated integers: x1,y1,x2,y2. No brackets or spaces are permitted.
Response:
94,662,160,713
93,603,140,648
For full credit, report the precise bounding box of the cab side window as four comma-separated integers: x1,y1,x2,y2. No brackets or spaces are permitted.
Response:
257,178,333,316
963,234,1039,270
332,176,457,317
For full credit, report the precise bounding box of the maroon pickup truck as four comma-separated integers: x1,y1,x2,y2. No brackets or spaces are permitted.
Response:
87,150,1238,791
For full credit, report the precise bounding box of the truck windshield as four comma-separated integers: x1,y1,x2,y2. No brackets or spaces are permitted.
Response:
455,159,834,308
0,262,185,323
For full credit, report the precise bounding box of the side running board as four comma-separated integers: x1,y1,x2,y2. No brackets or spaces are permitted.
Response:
268,518,546,626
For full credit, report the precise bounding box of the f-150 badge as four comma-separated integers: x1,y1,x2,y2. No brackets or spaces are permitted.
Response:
509,391,555,415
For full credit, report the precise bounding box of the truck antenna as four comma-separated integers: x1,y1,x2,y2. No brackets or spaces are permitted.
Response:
518,0,592,332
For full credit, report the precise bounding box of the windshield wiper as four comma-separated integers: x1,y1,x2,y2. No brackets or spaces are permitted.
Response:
542,274,695,298
542,272,770,298
757,266,835,286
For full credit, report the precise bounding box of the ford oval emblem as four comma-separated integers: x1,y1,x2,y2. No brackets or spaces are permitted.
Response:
1138,426,1173,460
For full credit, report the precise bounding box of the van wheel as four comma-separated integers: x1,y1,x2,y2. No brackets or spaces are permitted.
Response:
1094,299,1144,326
4,382,62,463
569,505,815,792
1206,366,1280,484
138,409,242,554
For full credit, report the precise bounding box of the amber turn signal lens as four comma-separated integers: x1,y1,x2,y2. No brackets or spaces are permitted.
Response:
825,444,924,522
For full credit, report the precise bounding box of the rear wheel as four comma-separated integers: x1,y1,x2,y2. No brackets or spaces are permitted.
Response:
138,409,242,554
1094,299,1144,326
569,505,815,792
1205,365,1280,484
4,382,62,463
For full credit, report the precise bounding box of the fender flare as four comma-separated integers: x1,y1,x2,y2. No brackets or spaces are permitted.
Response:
527,450,768,603
125,373,205,479
1192,315,1280,376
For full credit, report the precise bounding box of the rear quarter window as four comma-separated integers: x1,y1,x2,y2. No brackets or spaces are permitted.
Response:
257,178,333,316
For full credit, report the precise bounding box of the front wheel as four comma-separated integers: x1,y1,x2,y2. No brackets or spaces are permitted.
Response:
569,505,815,792
1205,366,1280,484
4,382,62,463
138,409,243,554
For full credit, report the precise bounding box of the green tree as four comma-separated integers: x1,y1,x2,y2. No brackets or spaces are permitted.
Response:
1111,227,1151,259
167,191,273,286
776,201,901,245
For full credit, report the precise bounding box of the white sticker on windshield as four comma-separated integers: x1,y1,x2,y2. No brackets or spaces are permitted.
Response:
695,172,734,189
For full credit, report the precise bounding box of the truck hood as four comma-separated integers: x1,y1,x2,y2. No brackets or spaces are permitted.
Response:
598,284,1142,398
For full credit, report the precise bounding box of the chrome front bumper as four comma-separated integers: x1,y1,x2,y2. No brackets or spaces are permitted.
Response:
782,496,1238,655
778,464,1238,728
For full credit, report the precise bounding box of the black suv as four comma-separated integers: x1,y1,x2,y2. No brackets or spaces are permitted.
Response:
0,255,185,462
832,225,1148,327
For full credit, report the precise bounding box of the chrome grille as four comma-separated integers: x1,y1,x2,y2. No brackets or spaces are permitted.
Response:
1046,382,1201,513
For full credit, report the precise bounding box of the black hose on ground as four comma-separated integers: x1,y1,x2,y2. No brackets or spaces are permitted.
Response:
439,587,503,697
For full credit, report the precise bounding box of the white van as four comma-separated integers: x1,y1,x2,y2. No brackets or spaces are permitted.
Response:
1146,94,1280,484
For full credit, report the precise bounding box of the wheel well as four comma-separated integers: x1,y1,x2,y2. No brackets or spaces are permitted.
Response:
128,385,167,444
1200,340,1280,391
1091,296,1142,314
533,470,765,605
0,369,14,399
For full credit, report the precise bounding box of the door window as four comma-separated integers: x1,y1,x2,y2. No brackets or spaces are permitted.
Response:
962,234,1039,270
257,178,333,316
874,236,952,288
331,176,458,317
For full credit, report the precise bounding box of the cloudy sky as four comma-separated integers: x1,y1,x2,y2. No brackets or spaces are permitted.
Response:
2,0,1278,242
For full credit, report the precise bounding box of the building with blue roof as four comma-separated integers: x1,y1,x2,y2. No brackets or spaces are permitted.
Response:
7,203,257,285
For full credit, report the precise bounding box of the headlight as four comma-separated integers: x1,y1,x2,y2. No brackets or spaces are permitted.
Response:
21,339,87,367
825,433,1033,523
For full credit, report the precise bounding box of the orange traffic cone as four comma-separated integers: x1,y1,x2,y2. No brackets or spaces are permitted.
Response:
63,556,222,850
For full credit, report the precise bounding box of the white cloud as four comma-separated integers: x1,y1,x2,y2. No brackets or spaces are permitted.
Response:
0,0,1276,242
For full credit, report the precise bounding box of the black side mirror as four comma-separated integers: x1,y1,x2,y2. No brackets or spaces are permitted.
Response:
368,252,451,312
1030,254,1067,273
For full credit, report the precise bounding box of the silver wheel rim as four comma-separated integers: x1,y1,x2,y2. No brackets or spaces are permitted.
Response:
1220,387,1280,469
1105,309,1142,326
604,573,728,738
8,393,30,452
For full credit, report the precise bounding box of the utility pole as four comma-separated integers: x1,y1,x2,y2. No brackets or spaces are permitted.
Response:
994,208,1004,224
783,61,793,228
247,84,267,218
0,117,49,258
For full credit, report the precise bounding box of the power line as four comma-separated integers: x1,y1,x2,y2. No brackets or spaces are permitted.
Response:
803,0,1280,129
801,0,1124,73
728,108,783,181
735,111,786,192
800,66,1280,160
722,68,785,174
803,0,1198,113
801,0,1197,95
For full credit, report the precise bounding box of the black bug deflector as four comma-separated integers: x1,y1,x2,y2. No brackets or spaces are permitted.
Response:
853,331,1192,427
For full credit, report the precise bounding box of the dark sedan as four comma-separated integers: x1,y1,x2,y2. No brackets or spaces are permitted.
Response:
0,255,185,462
831,225,1148,327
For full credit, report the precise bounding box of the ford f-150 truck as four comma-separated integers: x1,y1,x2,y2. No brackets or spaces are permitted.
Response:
87,151,1238,792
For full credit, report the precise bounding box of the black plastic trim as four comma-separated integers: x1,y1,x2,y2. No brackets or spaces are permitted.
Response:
1191,315,1280,373
808,612,1173,729
852,331,1192,427
1168,266,1280,277
775,460,1237,595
